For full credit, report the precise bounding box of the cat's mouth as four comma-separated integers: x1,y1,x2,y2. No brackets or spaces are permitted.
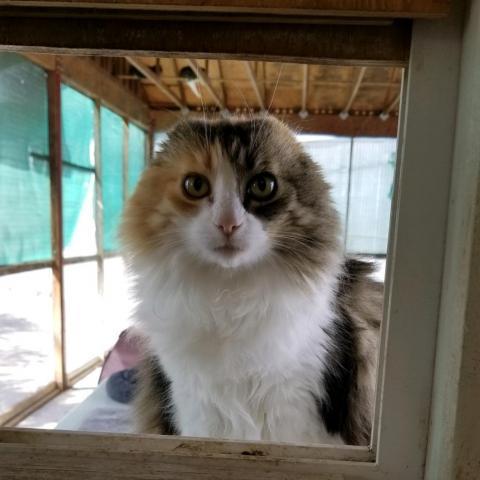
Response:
213,244,243,256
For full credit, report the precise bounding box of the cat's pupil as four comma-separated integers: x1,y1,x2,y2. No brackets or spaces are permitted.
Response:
257,177,266,191
193,177,203,191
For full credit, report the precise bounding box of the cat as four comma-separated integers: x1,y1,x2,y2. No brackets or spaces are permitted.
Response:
120,116,382,446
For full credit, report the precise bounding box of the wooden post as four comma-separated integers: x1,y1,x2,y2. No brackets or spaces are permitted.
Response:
343,137,355,250
94,100,104,297
148,119,154,166
47,68,67,390
123,118,129,203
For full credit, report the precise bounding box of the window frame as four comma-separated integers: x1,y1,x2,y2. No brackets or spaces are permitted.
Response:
0,2,475,479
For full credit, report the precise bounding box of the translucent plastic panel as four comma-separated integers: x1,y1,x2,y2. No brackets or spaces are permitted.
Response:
127,124,146,196
299,135,351,228
0,269,55,416
346,138,397,254
62,166,96,258
101,107,124,253
64,261,101,374
61,85,95,168
0,53,51,265
102,257,134,349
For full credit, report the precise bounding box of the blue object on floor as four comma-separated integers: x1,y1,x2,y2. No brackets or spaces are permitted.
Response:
106,368,138,404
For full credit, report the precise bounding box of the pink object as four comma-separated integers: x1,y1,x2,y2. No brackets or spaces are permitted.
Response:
99,328,143,383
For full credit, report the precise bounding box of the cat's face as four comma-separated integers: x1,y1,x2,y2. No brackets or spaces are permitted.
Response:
122,117,339,278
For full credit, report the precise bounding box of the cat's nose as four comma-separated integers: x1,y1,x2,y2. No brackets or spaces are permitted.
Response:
216,220,242,237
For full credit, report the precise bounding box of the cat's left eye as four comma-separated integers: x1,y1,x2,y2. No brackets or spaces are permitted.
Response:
247,173,277,201
183,174,211,199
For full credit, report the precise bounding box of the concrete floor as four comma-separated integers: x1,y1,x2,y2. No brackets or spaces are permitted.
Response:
17,367,101,429
0,258,132,424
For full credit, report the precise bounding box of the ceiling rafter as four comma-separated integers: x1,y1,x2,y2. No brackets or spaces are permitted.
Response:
125,56,186,111
299,64,309,118
172,58,186,104
380,92,401,120
217,60,228,105
339,66,367,119
243,61,265,110
187,59,225,110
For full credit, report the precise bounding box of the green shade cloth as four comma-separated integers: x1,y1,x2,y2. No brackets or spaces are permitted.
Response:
101,107,124,252
0,53,51,266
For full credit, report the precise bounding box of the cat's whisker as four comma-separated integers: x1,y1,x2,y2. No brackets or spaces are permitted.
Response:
192,62,211,152
253,63,284,149
229,78,254,123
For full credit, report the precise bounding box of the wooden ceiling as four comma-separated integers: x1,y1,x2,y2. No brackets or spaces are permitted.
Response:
1,0,451,18
92,56,402,134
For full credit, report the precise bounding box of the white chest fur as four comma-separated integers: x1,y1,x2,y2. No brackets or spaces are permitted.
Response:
132,257,343,445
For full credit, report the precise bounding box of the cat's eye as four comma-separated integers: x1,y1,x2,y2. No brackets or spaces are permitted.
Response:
183,174,211,199
247,173,277,201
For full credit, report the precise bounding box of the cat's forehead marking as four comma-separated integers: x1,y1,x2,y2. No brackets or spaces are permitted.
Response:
190,119,262,173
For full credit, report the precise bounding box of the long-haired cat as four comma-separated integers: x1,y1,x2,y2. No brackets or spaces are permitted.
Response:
120,116,382,445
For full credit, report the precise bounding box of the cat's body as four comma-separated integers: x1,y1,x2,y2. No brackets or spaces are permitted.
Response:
121,117,382,445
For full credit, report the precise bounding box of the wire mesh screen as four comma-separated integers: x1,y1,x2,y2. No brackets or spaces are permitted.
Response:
0,53,51,266
127,124,146,196
61,85,97,258
300,135,396,256
101,107,124,253
346,138,397,254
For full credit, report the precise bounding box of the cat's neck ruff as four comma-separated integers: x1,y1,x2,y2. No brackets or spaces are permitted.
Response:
131,248,342,383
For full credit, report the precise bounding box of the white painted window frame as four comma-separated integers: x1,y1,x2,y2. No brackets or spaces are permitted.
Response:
1,2,479,479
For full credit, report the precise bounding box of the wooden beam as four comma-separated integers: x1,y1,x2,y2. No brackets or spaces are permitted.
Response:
0,383,60,427
380,92,401,119
47,68,67,391
0,1,451,18
0,11,411,67
66,356,103,387
217,59,227,105
123,118,129,202
93,100,104,297
172,58,186,104
271,112,398,136
125,56,186,111
340,66,367,118
24,54,151,127
62,254,99,266
151,109,398,137
0,428,373,472
244,61,265,110
187,59,225,109
147,120,154,166
0,260,53,276
300,64,309,117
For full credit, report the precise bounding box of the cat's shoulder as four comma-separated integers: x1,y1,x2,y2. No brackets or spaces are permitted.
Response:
337,257,383,330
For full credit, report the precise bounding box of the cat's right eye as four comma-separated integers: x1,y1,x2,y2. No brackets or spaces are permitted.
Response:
183,174,211,199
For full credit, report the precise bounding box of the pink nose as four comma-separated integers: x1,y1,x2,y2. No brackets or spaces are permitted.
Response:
216,221,242,236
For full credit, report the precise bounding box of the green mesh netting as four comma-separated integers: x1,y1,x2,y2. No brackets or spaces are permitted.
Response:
61,85,97,257
101,107,124,253
61,85,95,169
0,53,51,266
127,124,146,196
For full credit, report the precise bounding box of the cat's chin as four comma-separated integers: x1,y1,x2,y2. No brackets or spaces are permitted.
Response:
209,248,247,269
201,245,260,270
